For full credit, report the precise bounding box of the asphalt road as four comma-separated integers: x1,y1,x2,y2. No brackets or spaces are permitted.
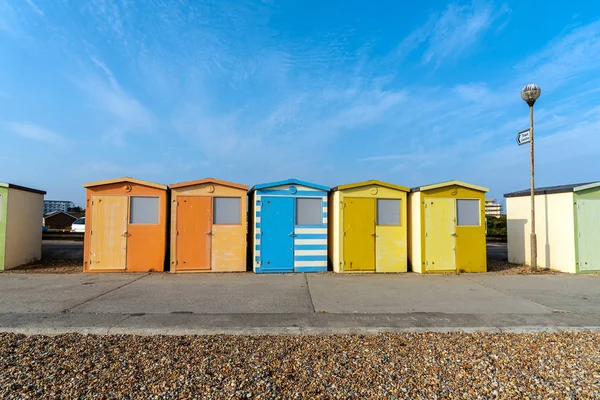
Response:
42,240,83,260
486,242,508,261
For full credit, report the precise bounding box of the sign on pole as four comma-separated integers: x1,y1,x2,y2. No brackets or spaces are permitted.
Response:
517,128,531,146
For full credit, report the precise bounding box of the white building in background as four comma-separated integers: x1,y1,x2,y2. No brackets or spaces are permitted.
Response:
44,200,74,215
485,198,503,217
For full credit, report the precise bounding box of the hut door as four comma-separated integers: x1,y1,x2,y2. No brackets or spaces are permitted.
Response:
261,197,294,272
89,196,128,270
343,198,376,271
577,199,600,272
177,196,212,270
425,198,456,271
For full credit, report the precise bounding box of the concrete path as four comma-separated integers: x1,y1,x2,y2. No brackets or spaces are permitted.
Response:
1,272,599,335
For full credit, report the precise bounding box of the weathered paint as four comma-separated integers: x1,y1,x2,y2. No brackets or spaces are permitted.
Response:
176,196,212,270
344,198,375,271
576,199,600,272
330,180,408,273
409,182,488,274
249,179,329,273
407,191,422,273
89,195,128,270
83,178,168,273
0,186,7,271
506,193,576,273
574,185,600,273
169,179,248,273
3,187,45,270
424,198,456,271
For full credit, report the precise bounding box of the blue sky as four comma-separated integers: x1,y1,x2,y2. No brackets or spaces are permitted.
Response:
1,0,600,207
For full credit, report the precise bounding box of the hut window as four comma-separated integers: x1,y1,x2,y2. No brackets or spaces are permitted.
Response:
377,199,401,225
457,199,480,226
129,196,159,224
296,198,322,225
214,197,241,224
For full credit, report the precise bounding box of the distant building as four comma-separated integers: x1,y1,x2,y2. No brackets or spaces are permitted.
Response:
485,198,503,217
43,210,84,230
44,200,74,215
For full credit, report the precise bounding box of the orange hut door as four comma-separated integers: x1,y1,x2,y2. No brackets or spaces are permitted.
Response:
89,195,128,270
176,196,212,270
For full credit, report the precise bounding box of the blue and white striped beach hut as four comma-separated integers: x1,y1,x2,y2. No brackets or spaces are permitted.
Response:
248,179,329,273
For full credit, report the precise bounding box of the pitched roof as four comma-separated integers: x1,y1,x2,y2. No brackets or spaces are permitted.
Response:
331,180,409,192
504,182,600,198
44,210,78,219
411,180,488,193
0,182,46,195
83,177,167,190
249,178,329,192
170,178,248,190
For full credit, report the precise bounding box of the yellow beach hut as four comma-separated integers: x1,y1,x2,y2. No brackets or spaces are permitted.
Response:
329,180,409,273
408,181,488,273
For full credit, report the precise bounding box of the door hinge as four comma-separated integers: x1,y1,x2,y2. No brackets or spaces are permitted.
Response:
177,231,179,236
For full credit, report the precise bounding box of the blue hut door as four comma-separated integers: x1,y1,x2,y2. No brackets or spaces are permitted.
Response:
261,196,294,272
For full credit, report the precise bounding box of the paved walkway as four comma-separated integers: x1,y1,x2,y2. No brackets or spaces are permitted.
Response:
1,272,599,335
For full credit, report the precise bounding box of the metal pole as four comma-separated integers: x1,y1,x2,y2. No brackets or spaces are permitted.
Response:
529,105,537,270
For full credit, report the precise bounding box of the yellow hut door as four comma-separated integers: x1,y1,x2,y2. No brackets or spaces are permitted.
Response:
343,198,376,271
425,198,456,271
89,196,128,270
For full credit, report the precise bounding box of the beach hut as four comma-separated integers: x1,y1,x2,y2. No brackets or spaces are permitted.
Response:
249,179,329,273
408,181,488,273
83,177,168,272
169,178,248,272
0,182,46,271
329,180,409,273
505,182,600,273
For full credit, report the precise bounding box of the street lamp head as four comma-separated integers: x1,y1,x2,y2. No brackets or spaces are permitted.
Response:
521,84,541,107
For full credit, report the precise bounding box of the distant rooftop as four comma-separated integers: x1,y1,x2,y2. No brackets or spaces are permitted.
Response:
504,182,600,198
0,182,46,195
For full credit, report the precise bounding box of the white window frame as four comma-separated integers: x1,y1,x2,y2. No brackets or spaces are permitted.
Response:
213,196,242,225
376,198,402,226
129,196,160,225
295,197,324,226
456,198,481,227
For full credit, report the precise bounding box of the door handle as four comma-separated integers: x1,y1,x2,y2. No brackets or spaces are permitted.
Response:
121,231,129,237
450,233,457,237
205,231,213,235
371,233,378,237
289,233,297,237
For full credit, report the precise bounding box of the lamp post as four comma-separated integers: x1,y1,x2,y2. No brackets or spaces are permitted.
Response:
521,84,541,270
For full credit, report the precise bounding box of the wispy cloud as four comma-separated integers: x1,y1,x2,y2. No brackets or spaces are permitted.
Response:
75,57,156,146
24,0,44,16
515,20,600,90
7,122,67,144
396,1,510,66
0,0,17,34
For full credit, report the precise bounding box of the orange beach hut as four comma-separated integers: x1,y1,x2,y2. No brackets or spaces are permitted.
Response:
83,177,168,272
169,178,248,272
